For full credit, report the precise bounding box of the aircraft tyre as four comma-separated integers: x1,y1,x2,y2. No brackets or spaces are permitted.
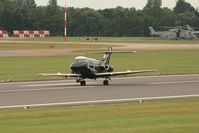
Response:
76,79,80,83
103,80,109,86
80,80,86,86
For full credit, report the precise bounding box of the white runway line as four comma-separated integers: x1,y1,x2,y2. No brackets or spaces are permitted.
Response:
23,82,97,87
25,83,79,87
1,74,199,85
0,94,199,109
0,86,92,93
0,80,75,85
149,80,199,85
114,74,199,79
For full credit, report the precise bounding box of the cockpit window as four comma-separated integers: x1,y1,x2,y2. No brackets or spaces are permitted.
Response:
75,59,86,63
74,56,87,63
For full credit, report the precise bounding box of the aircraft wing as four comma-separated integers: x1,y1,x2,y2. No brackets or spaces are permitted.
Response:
39,73,80,78
95,70,157,78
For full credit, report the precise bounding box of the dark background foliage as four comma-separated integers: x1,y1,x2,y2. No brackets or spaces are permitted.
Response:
0,0,198,36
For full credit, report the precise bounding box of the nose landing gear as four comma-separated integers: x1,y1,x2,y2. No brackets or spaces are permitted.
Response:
103,79,109,86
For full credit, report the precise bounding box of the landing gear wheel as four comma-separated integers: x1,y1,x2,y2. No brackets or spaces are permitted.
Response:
76,79,80,83
80,80,86,86
103,80,109,86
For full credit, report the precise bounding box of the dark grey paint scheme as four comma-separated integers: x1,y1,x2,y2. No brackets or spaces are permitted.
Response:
40,47,156,86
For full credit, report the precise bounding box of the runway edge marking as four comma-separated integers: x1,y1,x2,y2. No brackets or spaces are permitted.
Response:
1,73,199,85
0,94,199,109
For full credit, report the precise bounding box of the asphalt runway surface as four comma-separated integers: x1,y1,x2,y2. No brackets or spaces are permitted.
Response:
0,74,199,109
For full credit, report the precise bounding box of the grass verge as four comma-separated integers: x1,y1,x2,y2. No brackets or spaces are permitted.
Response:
1,37,199,44
0,50,199,81
0,98,198,133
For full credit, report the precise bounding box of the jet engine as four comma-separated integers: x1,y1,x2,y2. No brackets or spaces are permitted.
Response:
104,65,110,71
104,65,114,72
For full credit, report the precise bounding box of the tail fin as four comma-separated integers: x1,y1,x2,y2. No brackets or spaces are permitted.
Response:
102,47,112,64
186,25,193,31
87,47,135,65
148,27,155,34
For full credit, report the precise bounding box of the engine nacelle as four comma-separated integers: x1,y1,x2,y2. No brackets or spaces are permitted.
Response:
104,65,114,72
104,65,110,71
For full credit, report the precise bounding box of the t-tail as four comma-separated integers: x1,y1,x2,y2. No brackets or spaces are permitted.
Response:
102,47,112,65
101,47,136,65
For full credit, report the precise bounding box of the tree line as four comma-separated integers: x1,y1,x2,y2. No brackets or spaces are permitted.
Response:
0,0,199,37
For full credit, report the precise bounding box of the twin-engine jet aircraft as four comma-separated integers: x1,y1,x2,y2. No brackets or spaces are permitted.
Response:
40,47,156,86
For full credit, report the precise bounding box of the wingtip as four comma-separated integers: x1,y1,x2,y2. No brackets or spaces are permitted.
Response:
38,73,42,76
152,69,158,72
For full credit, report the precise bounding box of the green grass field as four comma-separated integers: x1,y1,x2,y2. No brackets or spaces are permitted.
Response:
0,98,198,133
0,50,199,81
0,38,199,133
2,37,199,44
0,41,113,50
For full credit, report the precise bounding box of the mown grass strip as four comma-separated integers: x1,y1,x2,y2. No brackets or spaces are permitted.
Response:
2,37,199,44
0,98,198,133
0,50,199,81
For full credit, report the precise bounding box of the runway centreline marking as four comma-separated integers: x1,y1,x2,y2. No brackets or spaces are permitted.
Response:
0,86,93,93
25,83,80,87
21,79,199,87
0,79,75,85
114,73,199,79
0,94,199,109
149,80,199,85
24,82,97,87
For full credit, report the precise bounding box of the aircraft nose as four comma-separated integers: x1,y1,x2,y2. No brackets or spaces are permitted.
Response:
71,62,88,69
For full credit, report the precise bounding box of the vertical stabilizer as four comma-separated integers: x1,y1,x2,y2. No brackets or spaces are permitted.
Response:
102,47,112,65
148,27,155,34
186,25,193,31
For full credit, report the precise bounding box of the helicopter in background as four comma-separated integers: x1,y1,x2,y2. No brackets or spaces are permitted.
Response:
149,25,199,40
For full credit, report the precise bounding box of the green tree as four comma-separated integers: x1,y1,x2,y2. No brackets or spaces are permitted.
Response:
0,0,15,32
45,0,63,36
49,0,57,7
174,0,196,14
70,8,105,36
143,0,163,21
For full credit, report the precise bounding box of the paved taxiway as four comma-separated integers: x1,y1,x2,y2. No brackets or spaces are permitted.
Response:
0,74,199,108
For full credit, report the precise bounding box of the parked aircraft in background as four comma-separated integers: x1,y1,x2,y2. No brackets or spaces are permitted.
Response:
40,47,156,86
149,25,198,40
186,25,199,38
149,27,176,39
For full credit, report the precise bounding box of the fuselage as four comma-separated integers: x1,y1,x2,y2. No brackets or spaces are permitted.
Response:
70,56,114,79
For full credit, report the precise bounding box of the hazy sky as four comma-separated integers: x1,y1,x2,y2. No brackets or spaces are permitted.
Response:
35,0,199,9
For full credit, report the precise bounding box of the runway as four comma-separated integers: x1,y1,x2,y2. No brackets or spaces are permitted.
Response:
0,74,199,109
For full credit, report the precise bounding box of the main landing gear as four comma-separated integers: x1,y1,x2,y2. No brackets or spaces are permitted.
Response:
78,79,109,86
103,79,109,86
80,80,86,86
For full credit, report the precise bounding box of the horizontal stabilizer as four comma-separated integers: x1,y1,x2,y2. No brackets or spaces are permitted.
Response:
87,51,136,54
